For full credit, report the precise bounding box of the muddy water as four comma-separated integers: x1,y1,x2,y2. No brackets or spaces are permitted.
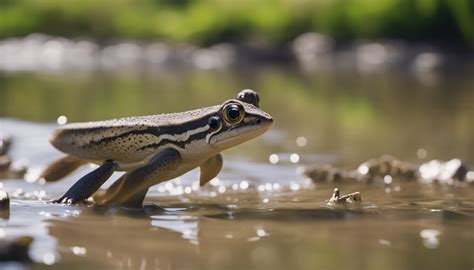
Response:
1,68,474,269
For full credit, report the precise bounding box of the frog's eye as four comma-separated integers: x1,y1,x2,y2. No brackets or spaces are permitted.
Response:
237,89,260,108
223,104,245,125
208,116,222,131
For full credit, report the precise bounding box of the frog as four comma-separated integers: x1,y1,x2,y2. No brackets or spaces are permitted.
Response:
40,90,272,207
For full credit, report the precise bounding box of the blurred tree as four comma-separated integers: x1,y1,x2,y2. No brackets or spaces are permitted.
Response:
0,0,472,46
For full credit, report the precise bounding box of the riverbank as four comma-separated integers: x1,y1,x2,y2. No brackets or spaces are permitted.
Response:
1,33,473,74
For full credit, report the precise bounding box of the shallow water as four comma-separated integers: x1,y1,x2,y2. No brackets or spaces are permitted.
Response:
1,67,474,269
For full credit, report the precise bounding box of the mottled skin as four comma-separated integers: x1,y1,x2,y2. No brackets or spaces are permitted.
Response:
42,90,272,207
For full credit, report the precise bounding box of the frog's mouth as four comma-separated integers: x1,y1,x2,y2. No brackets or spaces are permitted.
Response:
210,117,272,149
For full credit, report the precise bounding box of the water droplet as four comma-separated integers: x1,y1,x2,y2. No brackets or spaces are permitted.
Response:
466,171,474,182
191,181,199,191
71,246,87,256
269,154,279,164
290,153,300,163
265,183,273,191
256,229,267,237
164,182,173,190
358,165,369,175
383,175,393,184
420,229,440,249
290,182,300,191
43,253,57,265
57,115,68,125
184,187,192,194
248,236,260,242
378,239,391,246
239,181,249,190
296,136,307,147
420,229,440,238
262,198,269,203
417,148,427,159
218,186,226,193
210,178,220,186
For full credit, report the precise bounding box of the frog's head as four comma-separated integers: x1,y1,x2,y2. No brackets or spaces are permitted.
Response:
206,99,273,150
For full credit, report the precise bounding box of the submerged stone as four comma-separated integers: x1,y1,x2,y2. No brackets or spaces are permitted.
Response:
0,236,33,262
0,134,12,156
0,135,28,180
0,190,10,219
305,155,472,186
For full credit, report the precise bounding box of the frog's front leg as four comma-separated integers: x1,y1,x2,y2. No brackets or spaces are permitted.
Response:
52,160,118,204
94,148,181,207
199,154,223,186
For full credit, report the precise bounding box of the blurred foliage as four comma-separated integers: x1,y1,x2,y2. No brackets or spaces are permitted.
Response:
0,0,473,46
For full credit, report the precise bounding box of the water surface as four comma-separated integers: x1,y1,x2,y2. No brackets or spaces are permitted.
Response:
0,67,473,269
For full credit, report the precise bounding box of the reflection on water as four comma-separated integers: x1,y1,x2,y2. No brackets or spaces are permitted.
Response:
0,66,473,269
2,182,472,269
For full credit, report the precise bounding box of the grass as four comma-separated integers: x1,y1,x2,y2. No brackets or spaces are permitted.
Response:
0,0,472,46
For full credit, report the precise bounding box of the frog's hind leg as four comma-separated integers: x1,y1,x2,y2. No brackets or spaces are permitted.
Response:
94,149,181,207
39,155,88,182
53,160,118,204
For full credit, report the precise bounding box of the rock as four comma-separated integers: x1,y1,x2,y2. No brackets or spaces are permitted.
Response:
0,156,11,171
0,190,10,219
304,164,350,183
356,155,418,182
305,155,472,186
0,135,28,179
0,158,27,180
0,236,33,262
0,190,9,209
419,159,470,185
0,135,12,156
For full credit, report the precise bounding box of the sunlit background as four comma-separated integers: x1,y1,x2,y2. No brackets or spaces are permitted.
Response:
0,1,473,269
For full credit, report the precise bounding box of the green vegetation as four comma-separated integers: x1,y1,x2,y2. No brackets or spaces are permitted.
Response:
0,0,473,46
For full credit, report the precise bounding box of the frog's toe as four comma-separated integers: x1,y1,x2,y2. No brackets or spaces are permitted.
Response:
50,196,82,205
